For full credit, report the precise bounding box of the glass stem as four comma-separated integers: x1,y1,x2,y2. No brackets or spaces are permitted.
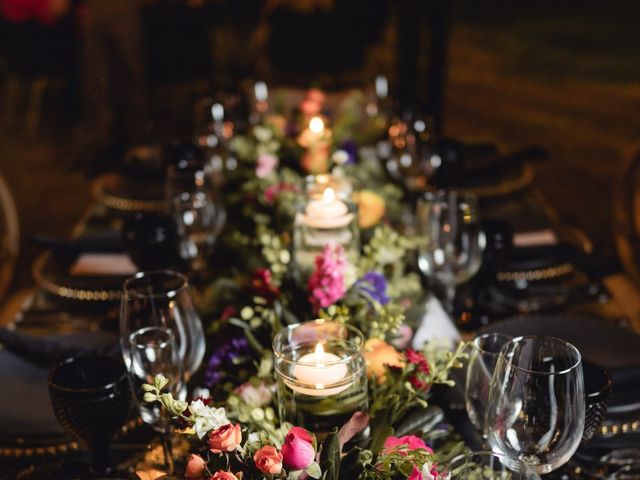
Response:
444,284,456,316
162,432,174,474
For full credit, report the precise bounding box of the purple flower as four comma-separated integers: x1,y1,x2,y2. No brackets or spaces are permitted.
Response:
339,140,358,165
204,337,251,388
356,272,389,305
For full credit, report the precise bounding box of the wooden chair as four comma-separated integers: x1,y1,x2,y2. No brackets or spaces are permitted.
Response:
0,169,19,302
613,149,640,287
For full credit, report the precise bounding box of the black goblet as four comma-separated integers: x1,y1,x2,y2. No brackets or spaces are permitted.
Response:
122,212,182,271
48,355,132,477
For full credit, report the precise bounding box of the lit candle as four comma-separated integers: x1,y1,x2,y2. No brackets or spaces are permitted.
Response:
291,343,349,397
303,188,352,229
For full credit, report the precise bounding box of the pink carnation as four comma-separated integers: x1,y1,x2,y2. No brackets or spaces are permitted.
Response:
383,435,433,455
307,243,347,312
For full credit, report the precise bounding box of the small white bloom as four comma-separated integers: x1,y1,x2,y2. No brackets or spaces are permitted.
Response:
234,382,272,407
332,149,349,165
189,400,229,439
248,432,260,443
253,126,273,143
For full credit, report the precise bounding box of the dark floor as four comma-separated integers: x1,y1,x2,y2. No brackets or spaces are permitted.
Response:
1,1,639,291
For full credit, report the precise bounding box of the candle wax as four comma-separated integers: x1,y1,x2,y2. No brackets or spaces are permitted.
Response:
291,345,350,397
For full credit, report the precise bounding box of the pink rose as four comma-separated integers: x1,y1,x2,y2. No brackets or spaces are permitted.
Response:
301,99,322,117
254,445,284,475
256,153,278,178
185,454,206,479
211,471,239,480
208,423,242,453
281,426,316,470
383,435,433,455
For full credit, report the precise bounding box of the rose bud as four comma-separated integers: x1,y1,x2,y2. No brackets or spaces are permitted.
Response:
211,471,239,480
281,427,315,470
208,423,242,453
253,445,284,475
185,454,206,479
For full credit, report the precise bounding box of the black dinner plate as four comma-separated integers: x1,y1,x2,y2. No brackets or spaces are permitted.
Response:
478,314,640,412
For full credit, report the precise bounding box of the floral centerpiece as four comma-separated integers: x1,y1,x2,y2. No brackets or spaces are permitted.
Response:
144,89,470,479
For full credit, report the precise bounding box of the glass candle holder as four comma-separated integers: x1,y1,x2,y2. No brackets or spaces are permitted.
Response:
305,174,353,201
273,320,368,438
294,182,360,276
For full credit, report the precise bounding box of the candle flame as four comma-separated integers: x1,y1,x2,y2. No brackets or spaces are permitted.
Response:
309,116,324,134
323,187,335,203
314,343,325,364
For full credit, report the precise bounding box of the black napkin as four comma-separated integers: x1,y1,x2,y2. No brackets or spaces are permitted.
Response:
33,229,126,254
0,328,119,368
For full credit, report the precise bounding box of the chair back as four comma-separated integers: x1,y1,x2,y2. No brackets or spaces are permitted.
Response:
0,170,19,301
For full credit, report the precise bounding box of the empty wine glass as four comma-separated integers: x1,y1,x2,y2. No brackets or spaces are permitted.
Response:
121,270,205,384
486,336,585,475
465,333,513,436
128,326,183,473
166,163,225,272
417,190,486,313
48,355,131,477
128,327,183,427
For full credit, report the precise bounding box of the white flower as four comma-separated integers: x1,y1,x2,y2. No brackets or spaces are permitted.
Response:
253,126,273,143
234,382,272,407
188,400,229,439
248,432,261,443
422,462,450,480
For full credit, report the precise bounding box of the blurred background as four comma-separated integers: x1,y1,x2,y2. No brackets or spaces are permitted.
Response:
1,0,639,289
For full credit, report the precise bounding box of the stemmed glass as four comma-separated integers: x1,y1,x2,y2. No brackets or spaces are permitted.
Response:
447,451,540,480
128,326,183,473
486,336,585,475
120,270,205,384
166,163,225,273
417,190,486,314
48,355,131,477
465,333,513,436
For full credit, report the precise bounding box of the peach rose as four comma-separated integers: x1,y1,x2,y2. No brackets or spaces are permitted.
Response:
254,445,284,475
211,471,239,480
364,338,404,382
354,190,386,229
185,454,206,478
208,423,242,453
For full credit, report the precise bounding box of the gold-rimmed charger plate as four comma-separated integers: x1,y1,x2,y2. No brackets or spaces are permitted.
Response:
32,253,124,303
92,173,164,213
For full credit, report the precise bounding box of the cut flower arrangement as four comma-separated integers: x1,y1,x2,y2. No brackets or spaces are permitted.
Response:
151,89,470,479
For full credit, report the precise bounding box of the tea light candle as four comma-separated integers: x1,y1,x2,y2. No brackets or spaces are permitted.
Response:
303,188,352,229
292,343,349,397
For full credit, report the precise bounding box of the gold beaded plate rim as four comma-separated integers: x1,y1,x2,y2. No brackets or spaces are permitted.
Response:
32,253,123,302
91,175,164,213
0,419,140,458
496,262,575,282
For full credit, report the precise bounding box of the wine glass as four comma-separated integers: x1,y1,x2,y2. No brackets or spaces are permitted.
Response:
48,355,131,476
486,336,585,475
128,326,183,473
120,270,205,384
166,164,225,272
447,451,540,479
417,190,486,313
465,333,512,436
